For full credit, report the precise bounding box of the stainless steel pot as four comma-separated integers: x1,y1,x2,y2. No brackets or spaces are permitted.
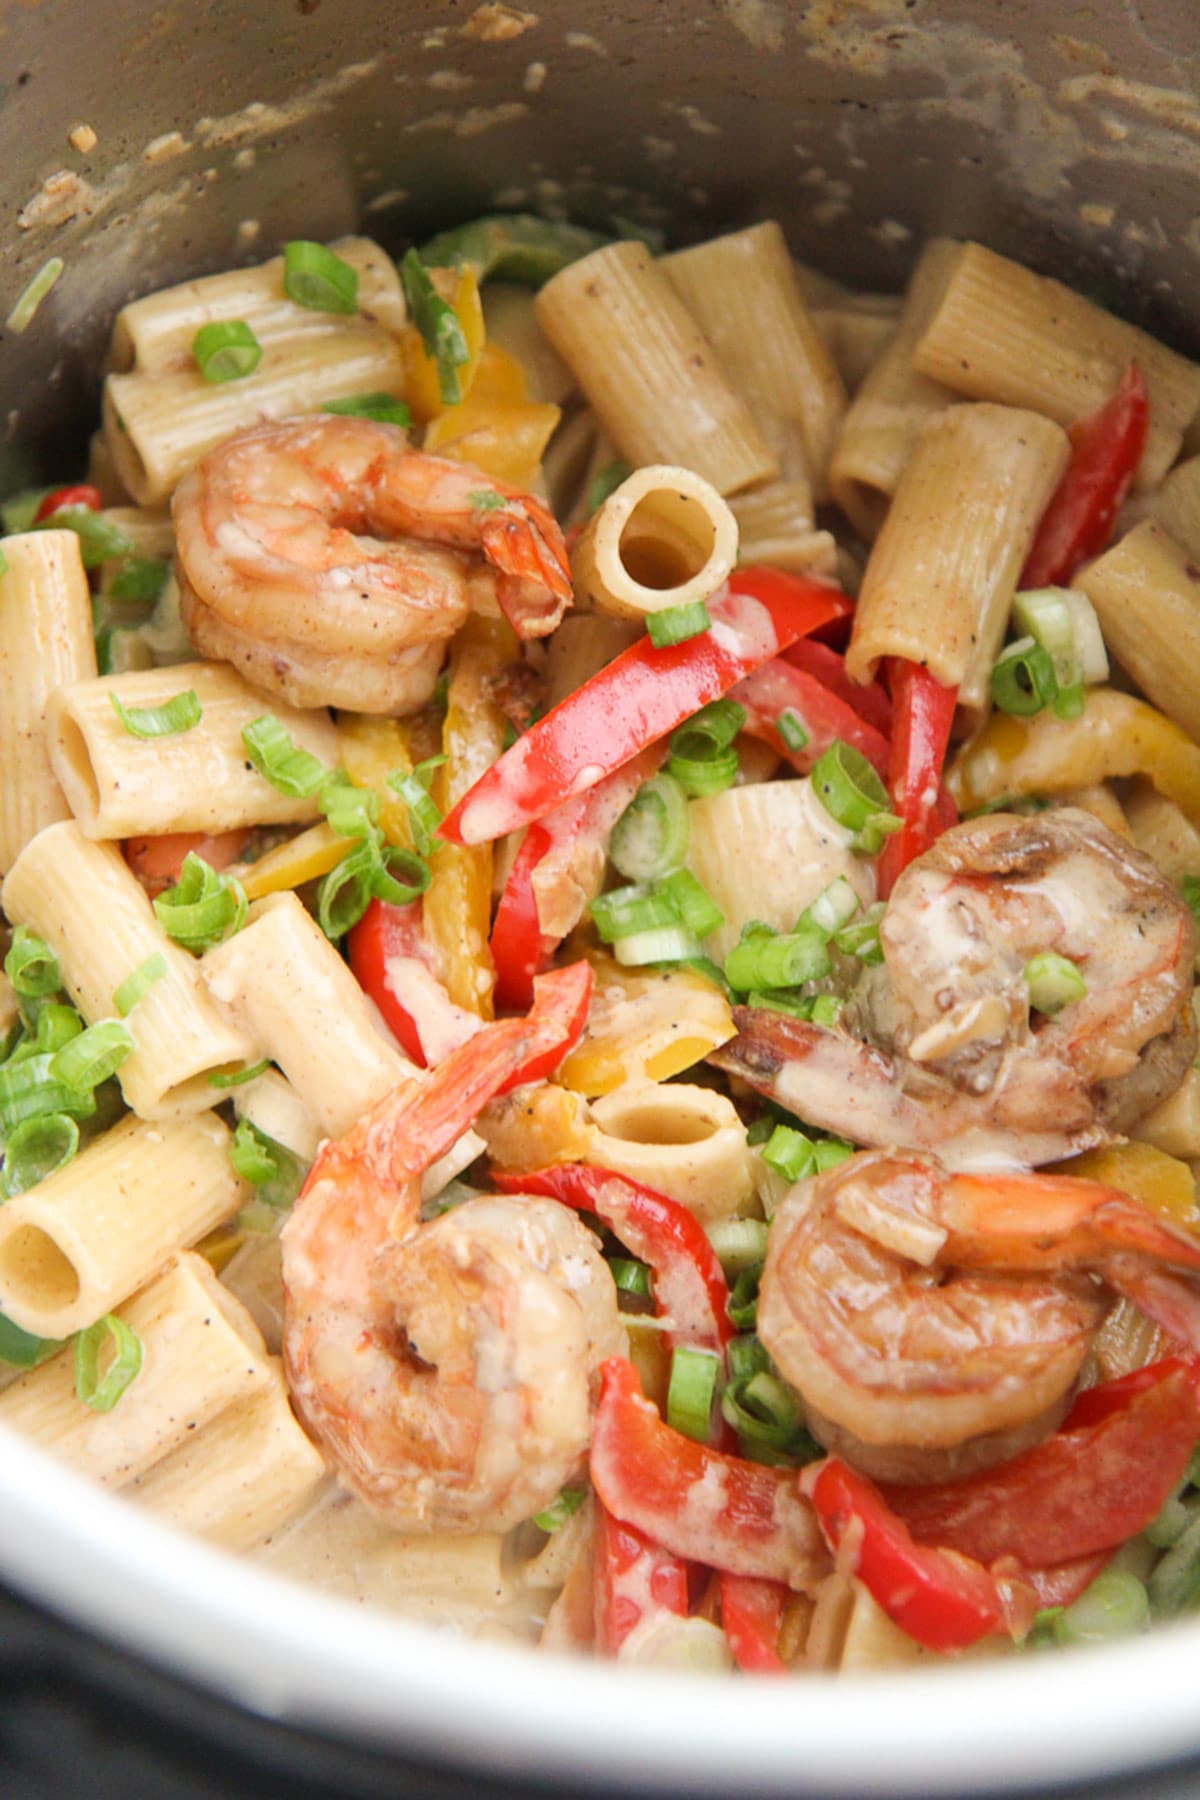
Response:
4,2,1200,1791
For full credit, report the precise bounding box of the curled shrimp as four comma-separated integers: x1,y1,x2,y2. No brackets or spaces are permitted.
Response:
715,809,1196,1165
280,991,625,1533
759,1148,1200,1485
173,415,572,713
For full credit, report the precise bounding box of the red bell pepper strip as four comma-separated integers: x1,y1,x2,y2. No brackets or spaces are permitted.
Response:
590,1358,824,1585
33,482,103,523
1021,362,1150,589
1060,1356,1190,1430
882,1356,1200,1570
782,637,893,737
594,1501,690,1655
123,828,248,902
348,898,438,1067
805,1459,1025,1654
490,748,663,1012
489,822,556,1013
876,657,958,897
733,658,891,779
492,1165,735,1357
719,1573,790,1674
439,568,848,848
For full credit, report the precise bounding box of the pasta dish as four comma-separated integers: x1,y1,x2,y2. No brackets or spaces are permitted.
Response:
3,216,1200,1671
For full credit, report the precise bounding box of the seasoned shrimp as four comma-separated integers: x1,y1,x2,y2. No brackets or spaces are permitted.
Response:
173,415,572,713
759,1148,1200,1485
715,809,1196,1165
281,995,625,1533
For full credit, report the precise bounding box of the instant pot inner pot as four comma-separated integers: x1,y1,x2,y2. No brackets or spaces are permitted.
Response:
4,0,1200,491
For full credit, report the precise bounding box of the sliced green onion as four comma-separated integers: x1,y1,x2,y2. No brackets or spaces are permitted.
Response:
777,709,809,752
666,743,739,798
798,877,859,940
5,926,60,999
760,1123,816,1184
208,1058,271,1090
113,953,168,1017
990,637,1058,716
419,213,610,288
746,988,815,1020
0,1313,63,1369
6,256,64,333
110,687,201,739
811,739,892,833
1012,587,1079,690
8,1003,82,1063
192,319,263,383
666,1346,720,1442
387,756,446,856
1053,1568,1150,1643
609,1257,653,1298
609,773,690,883
400,248,470,405
51,1020,134,1093
0,1056,95,1133
1052,680,1086,721
242,715,330,797
665,955,731,996
316,837,431,940
705,1218,769,1275
38,507,135,569
107,557,170,605
533,1485,588,1534
0,488,52,534
283,240,359,313
725,926,830,994
74,1314,143,1412
613,923,702,967
2,1113,79,1196
1146,1488,1199,1549
322,390,411,426
810,994,844,1028
319,770,381,840
1183,875,1200,932
721,1369,819,1464
646,600,711,648
586,460,632,516
590,883,680,944
153,853,247,953
727,1262,762,1332
833,901,885,965
229,1117,308,1210
1024,951,1087,1016
850,811,902,857
813,1137,854,1171
673,699,746,754
1149,1512,1200,1617
727,1334,770,1383
468,490,508,512
655,868,723,939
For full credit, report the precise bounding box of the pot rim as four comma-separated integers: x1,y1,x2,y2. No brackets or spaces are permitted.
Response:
2,1422,1196,1795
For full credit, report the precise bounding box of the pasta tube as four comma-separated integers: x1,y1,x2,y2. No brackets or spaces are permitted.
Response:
1151,455,1200,562
728,481,839,582
1075,522,1200,744
829,239,963,540
947,689,1200,828
535,241,777,496
911,241,1200,489
663,222,847,494
585,1084,756,1224
0,1253,271,1486
48,662,340,839
0,529,97,875
0,1113,245,1340
846,403,1069,719
557,958,735,1098
1122,782,1200,886
2,822,257,1118
570,466,738,621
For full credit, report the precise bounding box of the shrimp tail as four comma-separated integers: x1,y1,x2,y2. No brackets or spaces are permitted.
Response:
482,497,573,638
1102,1260,1200,1354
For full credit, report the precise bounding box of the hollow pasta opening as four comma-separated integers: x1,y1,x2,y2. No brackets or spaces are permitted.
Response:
0,1223,80,1312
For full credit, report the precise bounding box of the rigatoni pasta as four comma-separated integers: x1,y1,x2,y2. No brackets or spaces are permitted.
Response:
1076,521,1200,743
569,465,738,621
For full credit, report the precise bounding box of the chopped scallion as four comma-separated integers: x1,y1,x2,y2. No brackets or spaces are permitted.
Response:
0,1312,62,1369
153,853,247,953
110,687,202,739
585,460,632,516
1,1112,79,1196
108,558,169,604
50,1020,134,1093
208,1058,271,1090
724,924,830,994
760,1123,815,1184
990,637,1058,717
833,902,885,965
400,248,470,405
38,507,135,569
813,1137,854,1171
1053,1568,1150,1643
229,1118,308,1210
721,1368,819,1464
798,877,859,940
316,837,431,940
613,923,702,967
242,714,330,797
4,926,59,999
810,739,893,835
533,1486,588,1534
590,883,680,944
646,600,711,648
727,1262,762,1332
655,868,723,939
319,770,381,841
5,256,64,334
1024,951,1087,1016
323,391,411,426
0,1056,95,1133
705,1218,769,1275
112,952,168,1017
777,709,809,752
609,1257,653,1298
666,1345,720,1442
608,773,690,883
74,1314,143,1412
192,319,263,383
283,240,359,313
387,756,446,856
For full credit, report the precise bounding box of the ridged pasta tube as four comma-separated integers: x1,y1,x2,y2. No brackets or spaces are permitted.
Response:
0,530,97,875
1076,521,1200,745
585,1083,757,1223
1151,456,1200,563
48,662,340,840
0,1112,245,1340
535,241,777,496
2,822,257,1118
570,465,738,621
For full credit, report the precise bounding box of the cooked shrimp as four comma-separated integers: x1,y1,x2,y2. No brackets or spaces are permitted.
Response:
281,1009,624,1534
173,415,572,713
759,1149,1200,1485
715,809,1196,1165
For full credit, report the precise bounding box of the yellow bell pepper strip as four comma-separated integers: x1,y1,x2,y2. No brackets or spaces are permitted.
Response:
1061,1141,1200,1232
237,822,354,901
440,569,849,848
948,687,1200,828
423,615,516,1016
337,714,417,850
401,263,484,424
424,340,562,489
